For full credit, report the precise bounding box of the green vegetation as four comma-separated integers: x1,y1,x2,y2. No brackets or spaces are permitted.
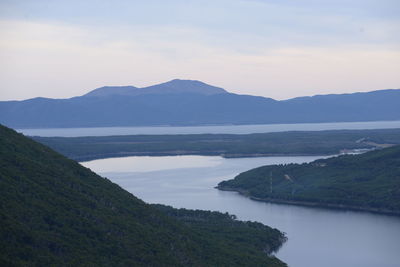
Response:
153,205,286,258
33,128,400,161
218,145,400,215
0,125,286,266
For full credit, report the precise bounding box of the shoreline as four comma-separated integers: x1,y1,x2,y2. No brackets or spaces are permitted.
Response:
216,186,400,217
15,120,400,131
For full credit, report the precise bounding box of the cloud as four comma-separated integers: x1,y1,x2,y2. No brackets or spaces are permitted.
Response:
2,1,399,49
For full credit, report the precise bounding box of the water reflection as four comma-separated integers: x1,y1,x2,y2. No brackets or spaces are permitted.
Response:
82,155,400,267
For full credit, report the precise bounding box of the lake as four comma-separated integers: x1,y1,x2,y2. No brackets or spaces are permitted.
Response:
18,120,400,137
82,155,400,267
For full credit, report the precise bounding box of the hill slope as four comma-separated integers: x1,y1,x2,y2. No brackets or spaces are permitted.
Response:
218,146,400,215
0,125,286,266
0,80,399,128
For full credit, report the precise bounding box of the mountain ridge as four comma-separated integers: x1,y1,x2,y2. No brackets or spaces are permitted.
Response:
83,79,227,97
0,80,399,128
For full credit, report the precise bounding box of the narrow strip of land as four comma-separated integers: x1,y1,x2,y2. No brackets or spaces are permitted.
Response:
31,128,400,161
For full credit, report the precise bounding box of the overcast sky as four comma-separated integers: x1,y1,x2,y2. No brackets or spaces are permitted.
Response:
0,0,399,100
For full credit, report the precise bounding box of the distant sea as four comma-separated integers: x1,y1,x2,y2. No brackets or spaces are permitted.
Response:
17,120,400,137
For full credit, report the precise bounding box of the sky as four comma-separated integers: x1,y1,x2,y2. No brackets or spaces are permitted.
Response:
0,0,399,100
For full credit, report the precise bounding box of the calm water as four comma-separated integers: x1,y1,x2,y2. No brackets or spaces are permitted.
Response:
82,155,400,267
19,120,400,137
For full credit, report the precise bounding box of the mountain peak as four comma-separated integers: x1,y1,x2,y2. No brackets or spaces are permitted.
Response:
143,79,227,95
83,79,227,97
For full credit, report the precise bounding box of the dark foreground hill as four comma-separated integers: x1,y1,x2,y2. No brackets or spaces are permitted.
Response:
218,145,400,215
0,125,286,266
1,79,399,128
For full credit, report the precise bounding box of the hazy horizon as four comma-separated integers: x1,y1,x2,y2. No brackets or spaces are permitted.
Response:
1,78,400,102
1,0,399,101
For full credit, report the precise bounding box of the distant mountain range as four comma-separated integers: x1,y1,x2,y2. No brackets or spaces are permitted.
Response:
1,79,399,128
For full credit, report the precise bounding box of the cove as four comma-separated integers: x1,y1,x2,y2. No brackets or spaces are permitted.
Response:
82,155,400,267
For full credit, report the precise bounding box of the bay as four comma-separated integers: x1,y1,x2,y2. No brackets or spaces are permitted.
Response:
19,120,400,137
82,155,400,267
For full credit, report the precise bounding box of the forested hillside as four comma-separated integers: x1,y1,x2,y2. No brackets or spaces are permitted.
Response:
218,146,400,215
0,125,286,266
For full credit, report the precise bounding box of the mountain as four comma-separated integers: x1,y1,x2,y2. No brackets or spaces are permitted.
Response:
217,145,400,215
0,79,399,128
83,79,227,97
0,124,286,266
